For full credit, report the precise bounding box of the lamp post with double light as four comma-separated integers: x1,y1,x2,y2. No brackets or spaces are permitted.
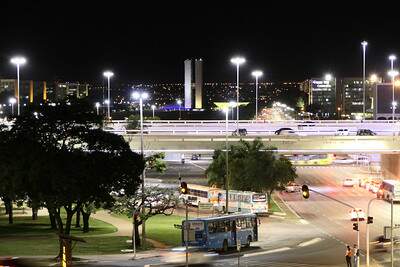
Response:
10,56,27,116
361,41,368,118
131,91,149,248
230,57,245,130
103,71,114,120
251,70,263,119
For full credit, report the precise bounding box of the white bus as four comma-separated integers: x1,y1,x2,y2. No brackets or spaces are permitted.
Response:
184,184,268,214
377,180,400,203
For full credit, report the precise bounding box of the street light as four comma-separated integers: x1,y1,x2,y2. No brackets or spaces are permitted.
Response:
230,56,246,131
177,99,183,120
222,107,230,213
9,97,16,116
388,69,399,122
131,91,149,248
229,101,237,120
369,73,378,83
251,70,263,120
10,56,27,116
361,41,368,119
95,102,100,115
151,105,156,119
324,73,332,81
103,71,114,120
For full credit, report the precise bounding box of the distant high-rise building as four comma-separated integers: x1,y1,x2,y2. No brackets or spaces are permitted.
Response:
195,59,203,109
373,83,400,119
300,77,336,118
54,82,89,101
184,59,192,109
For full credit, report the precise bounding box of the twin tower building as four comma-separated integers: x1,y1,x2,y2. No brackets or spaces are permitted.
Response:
184,59,203,110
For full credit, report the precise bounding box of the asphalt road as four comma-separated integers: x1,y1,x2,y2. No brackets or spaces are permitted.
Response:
281,165,400,266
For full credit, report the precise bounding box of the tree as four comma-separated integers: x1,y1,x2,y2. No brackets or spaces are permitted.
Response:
206,138,297,203
296,97,305,112
112,186,178,247
8,101,144,260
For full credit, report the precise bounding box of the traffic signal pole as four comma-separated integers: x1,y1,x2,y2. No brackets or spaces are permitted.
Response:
304,187,361,265
366,198,378,267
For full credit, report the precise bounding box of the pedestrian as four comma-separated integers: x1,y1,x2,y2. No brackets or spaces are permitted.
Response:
345,245,352,267
353,244,359,267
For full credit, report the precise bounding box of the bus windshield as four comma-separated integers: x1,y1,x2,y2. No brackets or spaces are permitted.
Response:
252,193,266,202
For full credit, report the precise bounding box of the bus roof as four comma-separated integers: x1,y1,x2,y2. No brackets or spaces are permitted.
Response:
383,180,400,185
187,184,219,191
185,213,256,222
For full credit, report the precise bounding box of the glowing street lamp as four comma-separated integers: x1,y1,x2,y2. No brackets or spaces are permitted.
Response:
230,56,246,130
177,99,183,120
9,97,16,115
131,90,149,247
361,41,368,118
151,105,156,118
10,56,27,116
325,73,333,81
95,102,100,115
103,71,114,120
369,73,378,83
251,70,263,119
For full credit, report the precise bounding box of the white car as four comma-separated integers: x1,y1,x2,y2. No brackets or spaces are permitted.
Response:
285,182,301,193
343,178,358,187
335,129,349,136
349,208,365,221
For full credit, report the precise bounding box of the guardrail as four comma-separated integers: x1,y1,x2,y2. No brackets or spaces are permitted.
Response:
107,119,400,125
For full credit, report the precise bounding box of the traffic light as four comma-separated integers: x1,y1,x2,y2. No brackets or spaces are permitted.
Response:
302,185,310,199
353,223,359,231
367,216,373,224
180,182,189,194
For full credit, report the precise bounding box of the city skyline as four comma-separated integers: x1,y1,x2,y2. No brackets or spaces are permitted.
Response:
1,3,399,83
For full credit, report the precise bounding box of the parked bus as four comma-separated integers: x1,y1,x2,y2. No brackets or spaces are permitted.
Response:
377,180,400,203
182,213,258,252
184,184,268,214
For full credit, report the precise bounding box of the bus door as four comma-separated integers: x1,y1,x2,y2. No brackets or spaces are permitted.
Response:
253,217,259,241
231,220,237,246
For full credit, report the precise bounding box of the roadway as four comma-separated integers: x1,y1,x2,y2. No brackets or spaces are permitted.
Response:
281,166,400,266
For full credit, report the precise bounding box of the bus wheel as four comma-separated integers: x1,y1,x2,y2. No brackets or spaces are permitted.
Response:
245,236,252,247
222,240,228,253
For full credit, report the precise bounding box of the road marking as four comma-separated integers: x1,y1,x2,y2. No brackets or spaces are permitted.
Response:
277,193,301,219
297,237,323,247
243,247,291,257
299,219,309,224
189,161,207,170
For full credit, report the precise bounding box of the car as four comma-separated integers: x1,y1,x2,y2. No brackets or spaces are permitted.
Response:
343,178,358,187
335,128,349,136
349,208,365,221
285,182,301,193
275,127,297,136
232,128,247,136
191,154,201,160
369,182,381,194
357,129,377,136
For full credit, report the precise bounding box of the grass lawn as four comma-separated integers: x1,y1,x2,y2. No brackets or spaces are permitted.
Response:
0,213,134,256
269,197,282,213
112,213,184,247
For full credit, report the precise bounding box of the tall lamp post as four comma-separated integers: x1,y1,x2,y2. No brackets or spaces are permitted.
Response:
10,56,27,116
361,41,368,119
388,69,399,122
224,101,236,213
177,99,183,120
151,105,156,119
251,70,263,120
9,97,16,116
230,57,245,131
103,71,114,120
95,102,100,115
389,55,396,121
131,91,149,248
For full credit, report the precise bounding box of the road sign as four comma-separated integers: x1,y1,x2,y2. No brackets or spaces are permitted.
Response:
198,202,213,211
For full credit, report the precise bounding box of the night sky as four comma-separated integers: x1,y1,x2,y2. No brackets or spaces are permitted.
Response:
1,2,399,83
